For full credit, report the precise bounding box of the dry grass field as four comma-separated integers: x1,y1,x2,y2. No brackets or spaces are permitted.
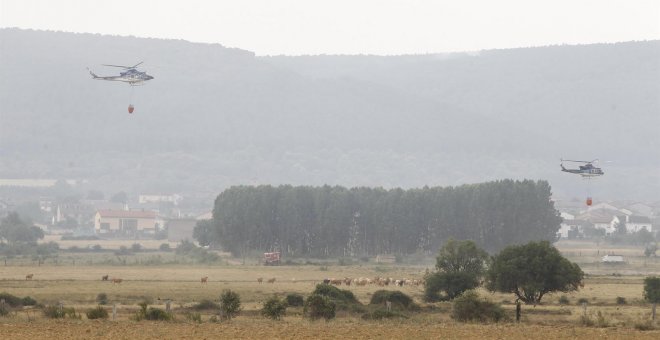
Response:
2,319,660,340
1,240,659,339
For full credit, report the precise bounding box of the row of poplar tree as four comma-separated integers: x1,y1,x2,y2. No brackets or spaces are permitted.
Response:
196,179,562,257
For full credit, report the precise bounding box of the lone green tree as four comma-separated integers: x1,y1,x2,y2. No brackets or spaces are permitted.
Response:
643,276,660,320
424,239,488,301
486,241,583,304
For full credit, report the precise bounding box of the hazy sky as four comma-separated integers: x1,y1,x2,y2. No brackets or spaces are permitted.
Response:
1,0,659,55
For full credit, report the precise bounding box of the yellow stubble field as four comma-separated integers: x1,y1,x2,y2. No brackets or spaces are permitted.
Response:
1,259,659,339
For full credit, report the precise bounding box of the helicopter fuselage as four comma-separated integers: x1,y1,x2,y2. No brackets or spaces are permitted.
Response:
560,165,604,177
88,68,154,85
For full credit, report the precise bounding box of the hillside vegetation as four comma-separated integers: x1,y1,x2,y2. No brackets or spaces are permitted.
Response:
1,29,658,199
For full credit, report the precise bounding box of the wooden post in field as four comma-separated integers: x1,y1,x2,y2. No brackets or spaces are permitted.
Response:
112,304,116,321
386,301,391,312
516,301,521,322
653,303,656,321
582,302,587,317
165,300,171,312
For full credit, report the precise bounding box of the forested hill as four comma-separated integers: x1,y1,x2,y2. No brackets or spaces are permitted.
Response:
1,28,658,200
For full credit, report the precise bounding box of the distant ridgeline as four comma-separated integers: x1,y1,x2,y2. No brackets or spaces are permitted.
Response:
205,180,561,257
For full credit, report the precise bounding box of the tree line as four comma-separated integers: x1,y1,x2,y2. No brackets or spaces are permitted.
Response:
198,180,562,257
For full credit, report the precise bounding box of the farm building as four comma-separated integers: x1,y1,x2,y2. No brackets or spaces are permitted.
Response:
94,209,161,237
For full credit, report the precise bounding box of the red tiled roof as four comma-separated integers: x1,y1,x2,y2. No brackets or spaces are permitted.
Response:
97,210,156,218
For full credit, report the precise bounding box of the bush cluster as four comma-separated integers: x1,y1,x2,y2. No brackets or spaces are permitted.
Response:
219,290,241,320
134,301,172,321
303,294,335,321
451,291,505,323
43,305,80,319
0,292,37,307
285,293,304,307
261,296,287,320
311,284,358,304
86,306,109,320
369,290,416,310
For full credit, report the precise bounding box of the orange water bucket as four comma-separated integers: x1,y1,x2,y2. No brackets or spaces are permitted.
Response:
586,197,592,206
128,104,134,114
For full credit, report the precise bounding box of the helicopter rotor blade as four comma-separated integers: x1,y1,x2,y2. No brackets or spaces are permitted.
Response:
561,159,591,163
102,64,133,69
130,61,144,68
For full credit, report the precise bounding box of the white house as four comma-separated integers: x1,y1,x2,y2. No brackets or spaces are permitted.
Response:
557,218,592,239
611,215,652,233
577,209,618,234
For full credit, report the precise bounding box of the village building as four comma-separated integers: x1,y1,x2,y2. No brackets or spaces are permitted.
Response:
611,215,653,233
576,208,618,235
94,209,161,237
557,219,592,239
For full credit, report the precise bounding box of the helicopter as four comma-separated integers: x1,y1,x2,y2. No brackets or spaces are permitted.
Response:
560,159,604,177
87,62,154,85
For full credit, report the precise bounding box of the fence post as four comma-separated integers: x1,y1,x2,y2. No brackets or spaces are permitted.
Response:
386,301,391,312
516,300,521,322
582,302,587,317
653,303,656,321
112,303,117,321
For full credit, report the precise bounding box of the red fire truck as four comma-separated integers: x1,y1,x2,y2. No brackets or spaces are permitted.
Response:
263,252,281,266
